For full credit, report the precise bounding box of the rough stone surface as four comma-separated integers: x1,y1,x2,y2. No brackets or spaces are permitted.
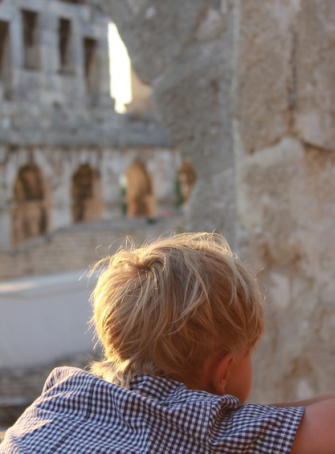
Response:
97,0,335,404
235,0,292,153
187,167,236,242
237,137,335,402
295,0,335,151
233,0,335,402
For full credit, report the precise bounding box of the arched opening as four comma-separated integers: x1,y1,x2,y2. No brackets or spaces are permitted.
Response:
126,162,156,218
12,164,48,245
177,162,197,206
72,164,102,223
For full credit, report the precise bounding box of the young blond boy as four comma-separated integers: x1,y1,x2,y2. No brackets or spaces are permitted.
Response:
1,233,335,453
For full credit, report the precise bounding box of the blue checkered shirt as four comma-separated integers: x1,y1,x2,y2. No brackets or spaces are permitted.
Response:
1,366,304,453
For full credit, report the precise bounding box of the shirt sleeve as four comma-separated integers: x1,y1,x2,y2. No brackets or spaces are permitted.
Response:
210,402,305,454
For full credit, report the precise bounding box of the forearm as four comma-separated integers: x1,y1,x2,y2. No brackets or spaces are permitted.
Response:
271,392,335,408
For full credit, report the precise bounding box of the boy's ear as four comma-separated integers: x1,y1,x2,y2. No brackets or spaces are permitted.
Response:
211,353,234,396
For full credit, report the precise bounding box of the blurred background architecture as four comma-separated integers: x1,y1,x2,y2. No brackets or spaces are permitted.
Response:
0,0,197,256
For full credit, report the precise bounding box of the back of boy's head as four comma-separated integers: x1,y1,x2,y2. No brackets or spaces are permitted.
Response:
91,232,264,386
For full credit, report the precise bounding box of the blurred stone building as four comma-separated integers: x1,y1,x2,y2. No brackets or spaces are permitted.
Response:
0,0,190,252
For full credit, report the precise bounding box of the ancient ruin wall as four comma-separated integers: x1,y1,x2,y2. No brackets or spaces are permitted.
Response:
97,0,335,403
235,0,335,403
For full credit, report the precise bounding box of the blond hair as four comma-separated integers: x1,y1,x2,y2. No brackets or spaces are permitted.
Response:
90,232,264,386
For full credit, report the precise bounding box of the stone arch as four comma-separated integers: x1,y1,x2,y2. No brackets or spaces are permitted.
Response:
71,164,102,223
177,161,197,205
126,161,156,218
12,164,49,245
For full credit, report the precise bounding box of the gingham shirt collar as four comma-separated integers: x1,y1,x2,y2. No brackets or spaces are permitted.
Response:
1,366,304,454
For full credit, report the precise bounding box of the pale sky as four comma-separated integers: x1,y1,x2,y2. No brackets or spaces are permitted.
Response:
108,23,132,114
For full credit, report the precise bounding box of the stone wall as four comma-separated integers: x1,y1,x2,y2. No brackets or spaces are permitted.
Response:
97,0,335,403
234,0,335,403
0,215,183,281
0,0,114,146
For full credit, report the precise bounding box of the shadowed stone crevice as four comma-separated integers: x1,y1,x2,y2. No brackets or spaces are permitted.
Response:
288,23,298,111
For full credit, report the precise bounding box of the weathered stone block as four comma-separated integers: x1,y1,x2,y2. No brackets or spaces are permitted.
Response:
235,0,292,154
237,138,335,402
295,0,335,150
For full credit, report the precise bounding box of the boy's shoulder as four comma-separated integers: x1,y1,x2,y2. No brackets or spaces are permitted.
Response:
1,369,304,454
42,365,94,393
42,367,240,414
